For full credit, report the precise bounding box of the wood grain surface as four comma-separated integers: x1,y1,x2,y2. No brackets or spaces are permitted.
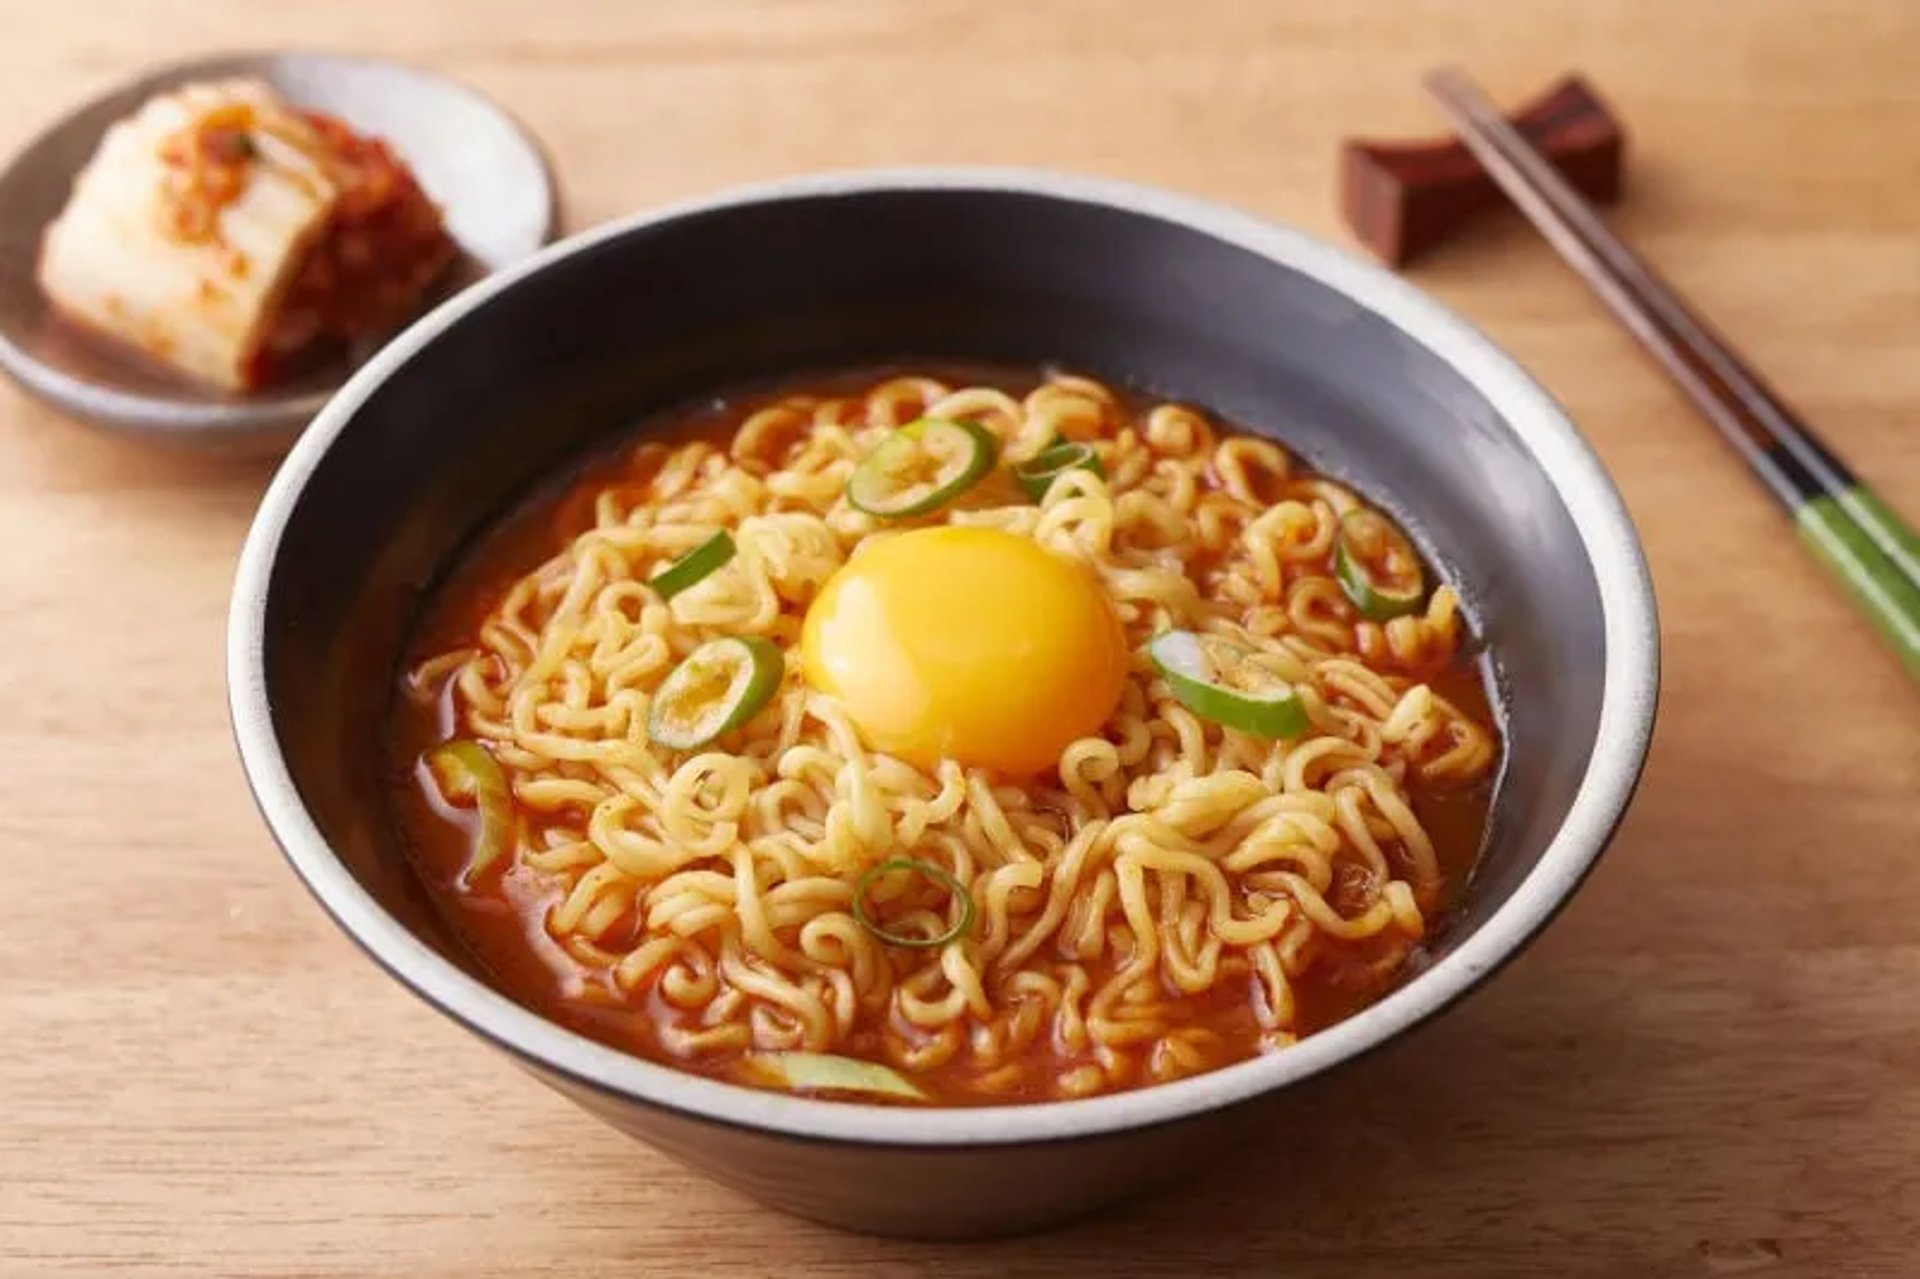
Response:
2,2,1916,1276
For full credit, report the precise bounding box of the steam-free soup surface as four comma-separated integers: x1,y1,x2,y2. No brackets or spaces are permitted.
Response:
392,368,1501,1106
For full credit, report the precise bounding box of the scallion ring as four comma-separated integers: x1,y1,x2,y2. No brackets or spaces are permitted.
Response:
424,739,514,880
751,1051,926,1101
1146,630,1309,739
851,857,976,949
211,129,257,163
646,635,783,750
1013,440,1105,501
649,529,735,600
846,418,998,518
1333,509,1425,621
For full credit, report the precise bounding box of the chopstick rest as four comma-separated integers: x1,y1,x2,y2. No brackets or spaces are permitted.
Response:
1340,75,1625,266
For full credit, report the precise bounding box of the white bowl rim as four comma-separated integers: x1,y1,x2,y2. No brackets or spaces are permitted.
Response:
228,165,1660,1148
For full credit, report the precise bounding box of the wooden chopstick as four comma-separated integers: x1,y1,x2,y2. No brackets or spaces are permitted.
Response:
1423,66,1920,681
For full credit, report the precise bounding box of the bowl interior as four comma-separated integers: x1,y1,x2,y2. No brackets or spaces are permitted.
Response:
252,183,1612,1111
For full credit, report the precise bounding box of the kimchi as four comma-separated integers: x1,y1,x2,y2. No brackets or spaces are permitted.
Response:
37,79,454,391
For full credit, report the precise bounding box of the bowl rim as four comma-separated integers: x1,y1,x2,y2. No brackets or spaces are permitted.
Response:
228,165,1660,1148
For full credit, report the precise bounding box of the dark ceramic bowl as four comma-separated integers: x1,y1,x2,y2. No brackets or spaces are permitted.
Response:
227,169,1659,1239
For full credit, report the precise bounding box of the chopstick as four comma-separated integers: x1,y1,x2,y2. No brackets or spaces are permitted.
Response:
1422,66,1920,682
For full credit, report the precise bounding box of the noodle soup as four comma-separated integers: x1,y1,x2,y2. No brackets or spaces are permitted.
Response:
392,369,1501,1106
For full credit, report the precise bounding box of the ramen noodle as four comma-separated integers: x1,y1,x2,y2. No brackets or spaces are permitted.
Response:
394,369,1501,1105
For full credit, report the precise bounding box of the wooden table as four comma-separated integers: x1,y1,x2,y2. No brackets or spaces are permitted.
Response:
4,2,1916,1275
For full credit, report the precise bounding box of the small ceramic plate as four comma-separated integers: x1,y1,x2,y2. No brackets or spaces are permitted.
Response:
0,51,558,452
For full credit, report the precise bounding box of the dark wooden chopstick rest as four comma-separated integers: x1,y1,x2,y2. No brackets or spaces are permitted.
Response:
1341,75,1625,265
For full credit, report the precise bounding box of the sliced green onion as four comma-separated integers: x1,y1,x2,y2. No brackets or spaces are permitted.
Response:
851,857,976,949
1147,630,1309,739
1333,509,1425,621
649,530,736,600
846,418,997,518
211,129,257,163
751,1051,927,1102
425,740,514,880
647,636,783,750
1013,440,1105,501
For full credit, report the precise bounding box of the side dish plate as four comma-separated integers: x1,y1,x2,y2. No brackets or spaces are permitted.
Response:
0,50,558,451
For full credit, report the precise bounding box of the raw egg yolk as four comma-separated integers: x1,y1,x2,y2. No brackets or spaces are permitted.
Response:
800,526,1129,776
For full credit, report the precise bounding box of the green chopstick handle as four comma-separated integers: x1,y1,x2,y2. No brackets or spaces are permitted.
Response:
1795,487,1920,680
1838,486,1920,587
